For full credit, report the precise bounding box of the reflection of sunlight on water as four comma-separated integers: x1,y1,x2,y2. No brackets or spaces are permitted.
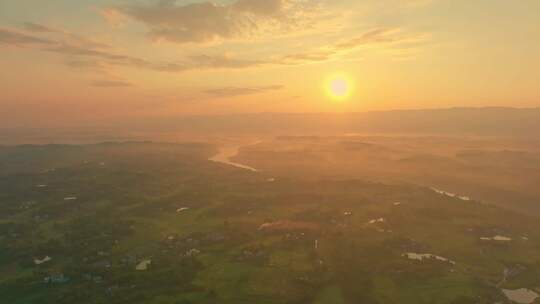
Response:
209,141,261,172
431,187,471,201
403,253,456,265
480,235,512,241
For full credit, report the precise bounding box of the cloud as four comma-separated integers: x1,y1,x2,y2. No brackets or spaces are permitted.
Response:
276,27,428,65
21,22,110,50
0,28,54,46
153,54,265,72
333,28,401,50
1,22,427,75
45,44,148,66
91,80,133,87
278,50,334,64
48,45,263,73
2,23,267,73
204,85,284,97
99,8,128,28
111,0,319,44
62,53,263,74
22,22,61,33
234,0,285,16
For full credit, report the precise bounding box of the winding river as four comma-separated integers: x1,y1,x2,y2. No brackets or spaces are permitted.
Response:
209,141,261,172
209,141,476,206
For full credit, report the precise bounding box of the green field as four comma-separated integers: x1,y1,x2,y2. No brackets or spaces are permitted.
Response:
1,142,539,303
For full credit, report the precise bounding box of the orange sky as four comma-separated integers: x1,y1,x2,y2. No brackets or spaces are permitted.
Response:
1,0,540,127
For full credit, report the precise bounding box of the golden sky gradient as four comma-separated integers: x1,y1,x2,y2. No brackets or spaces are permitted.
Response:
1,0,539,127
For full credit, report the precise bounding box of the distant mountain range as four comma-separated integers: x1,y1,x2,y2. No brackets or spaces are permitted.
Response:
2,107,540,144
138,107,540,137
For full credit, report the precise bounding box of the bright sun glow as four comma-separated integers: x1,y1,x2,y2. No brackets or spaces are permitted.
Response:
326,75,353,100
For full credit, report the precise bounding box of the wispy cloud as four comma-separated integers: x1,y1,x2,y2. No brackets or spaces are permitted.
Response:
204,85,284,97
334,28,401,50
0,26,262,73
0,28,54,46
153,54,265,72
22,22,61,33
276,27,429,65
22,22,110,49
1,22,428,75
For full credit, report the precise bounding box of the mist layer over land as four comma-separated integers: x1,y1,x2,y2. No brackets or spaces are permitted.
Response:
2,107,540,145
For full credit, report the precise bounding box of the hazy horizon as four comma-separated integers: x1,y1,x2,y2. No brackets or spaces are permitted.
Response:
1,106,540,145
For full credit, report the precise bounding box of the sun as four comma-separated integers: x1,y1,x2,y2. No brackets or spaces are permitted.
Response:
325,75,353,100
